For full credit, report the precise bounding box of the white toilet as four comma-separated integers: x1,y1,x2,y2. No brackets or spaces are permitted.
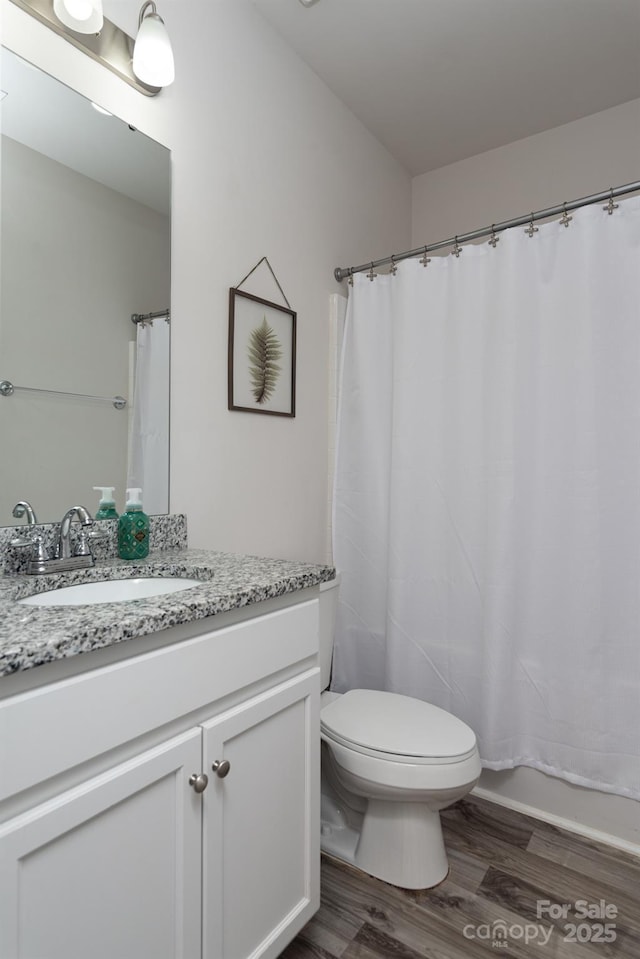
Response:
318,576,481,890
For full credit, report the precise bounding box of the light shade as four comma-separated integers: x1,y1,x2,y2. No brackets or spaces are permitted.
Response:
133,4,175,88
53,0,103,34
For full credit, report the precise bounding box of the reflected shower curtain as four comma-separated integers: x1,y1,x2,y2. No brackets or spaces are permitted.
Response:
333,197,640,799
127,319,170,515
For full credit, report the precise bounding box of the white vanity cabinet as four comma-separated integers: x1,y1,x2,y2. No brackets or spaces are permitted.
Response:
0,728,204,959
202,671,318,959
0,595,320,959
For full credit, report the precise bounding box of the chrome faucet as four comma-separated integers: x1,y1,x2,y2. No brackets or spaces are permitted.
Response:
57,505,94,560
12,501,38,525
12,504,99,575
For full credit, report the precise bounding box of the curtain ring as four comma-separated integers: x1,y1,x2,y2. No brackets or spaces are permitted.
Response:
420,245,431,267
452,236,462,257
525,213,539,238
603,188,619,215
348,268,354,286
390,255,398,276
488,224,499,247
560,202,572,228
367,262,377,281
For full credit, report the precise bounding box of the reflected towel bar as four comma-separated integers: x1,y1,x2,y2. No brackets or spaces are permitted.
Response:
0,380,127,410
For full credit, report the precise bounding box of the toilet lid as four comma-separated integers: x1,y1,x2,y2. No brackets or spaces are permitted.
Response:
321,689,477,760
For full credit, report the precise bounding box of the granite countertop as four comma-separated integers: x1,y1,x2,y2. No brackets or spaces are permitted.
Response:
0,548,335,678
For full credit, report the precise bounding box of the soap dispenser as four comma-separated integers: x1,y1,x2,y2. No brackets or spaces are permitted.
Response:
118,488,150,560
93,486,119,520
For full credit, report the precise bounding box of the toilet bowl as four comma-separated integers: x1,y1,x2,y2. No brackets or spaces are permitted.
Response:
318,578,481,889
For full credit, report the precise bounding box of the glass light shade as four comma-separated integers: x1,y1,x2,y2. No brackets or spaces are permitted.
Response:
133,13,175,87
53,0,103,33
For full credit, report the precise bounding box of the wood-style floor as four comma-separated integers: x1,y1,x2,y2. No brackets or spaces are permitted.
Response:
281,795,640,959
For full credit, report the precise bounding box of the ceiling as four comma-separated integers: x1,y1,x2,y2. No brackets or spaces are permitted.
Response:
252,0,640,176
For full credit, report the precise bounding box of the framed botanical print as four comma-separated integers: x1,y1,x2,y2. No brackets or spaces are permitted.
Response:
228,288,296,417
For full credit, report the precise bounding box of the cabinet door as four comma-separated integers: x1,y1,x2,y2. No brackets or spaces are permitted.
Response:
202,669,320,959
0,728,202,959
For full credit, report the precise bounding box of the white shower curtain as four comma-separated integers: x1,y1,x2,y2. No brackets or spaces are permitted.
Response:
127,319,170,515
333,196,640,800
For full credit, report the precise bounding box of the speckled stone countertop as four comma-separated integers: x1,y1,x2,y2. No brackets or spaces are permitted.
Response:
0,549,335,678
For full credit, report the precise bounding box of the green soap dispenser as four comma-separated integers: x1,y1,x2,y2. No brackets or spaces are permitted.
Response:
118,488,150,560
93,486,119,520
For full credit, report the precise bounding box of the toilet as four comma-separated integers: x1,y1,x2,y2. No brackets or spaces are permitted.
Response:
318,576,481,889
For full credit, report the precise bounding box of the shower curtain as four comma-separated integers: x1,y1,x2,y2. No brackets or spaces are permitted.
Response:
127,319,170,515
333,196,640,800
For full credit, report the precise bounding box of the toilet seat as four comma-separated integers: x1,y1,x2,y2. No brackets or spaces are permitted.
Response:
321,689,477,765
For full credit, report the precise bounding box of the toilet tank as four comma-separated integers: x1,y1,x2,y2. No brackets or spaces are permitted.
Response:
318,574,340,690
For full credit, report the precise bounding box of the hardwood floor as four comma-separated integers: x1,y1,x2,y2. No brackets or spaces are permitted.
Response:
281,796,640,959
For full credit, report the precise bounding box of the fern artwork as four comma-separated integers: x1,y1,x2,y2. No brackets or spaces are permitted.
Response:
228,286,296,417
248,317,283,404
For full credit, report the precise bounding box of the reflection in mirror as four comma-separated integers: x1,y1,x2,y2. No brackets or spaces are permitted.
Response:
0,47,171,526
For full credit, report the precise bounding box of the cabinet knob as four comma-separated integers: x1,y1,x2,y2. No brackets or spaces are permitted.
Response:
212,759,231,778
189,772,209,793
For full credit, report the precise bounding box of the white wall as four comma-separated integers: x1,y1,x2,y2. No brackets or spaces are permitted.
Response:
411,98,640,850
0,0,411,562
0,135,170,523
168,2,411,565
412,98,640,246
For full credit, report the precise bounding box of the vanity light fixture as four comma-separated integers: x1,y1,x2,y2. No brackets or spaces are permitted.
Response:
52,0,103,34
7,0,174,96
132,1,174,88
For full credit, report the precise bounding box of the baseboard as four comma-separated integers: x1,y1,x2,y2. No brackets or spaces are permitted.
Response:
471,786,640,859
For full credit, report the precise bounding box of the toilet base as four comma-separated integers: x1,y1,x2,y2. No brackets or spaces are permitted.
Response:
356,799,449,889
320,792,449,889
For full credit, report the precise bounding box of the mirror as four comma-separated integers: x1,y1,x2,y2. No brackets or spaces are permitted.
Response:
0,47,171,526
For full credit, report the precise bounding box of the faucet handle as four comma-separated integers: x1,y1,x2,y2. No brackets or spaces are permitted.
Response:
76,526,96,557
85,527,109,552
11,532,38,548
32,535,50,564
10,534,50,561
88,527,109,541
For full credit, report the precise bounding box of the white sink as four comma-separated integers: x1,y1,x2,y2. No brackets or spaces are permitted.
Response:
19,577,203,607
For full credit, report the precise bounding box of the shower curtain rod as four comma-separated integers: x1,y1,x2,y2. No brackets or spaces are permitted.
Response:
131,309,171,326
333,179,640,282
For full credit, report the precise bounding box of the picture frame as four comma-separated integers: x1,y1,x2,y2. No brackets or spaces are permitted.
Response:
228,288,296,417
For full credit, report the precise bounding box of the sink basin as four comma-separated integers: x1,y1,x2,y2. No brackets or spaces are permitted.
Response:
18,577,203,607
